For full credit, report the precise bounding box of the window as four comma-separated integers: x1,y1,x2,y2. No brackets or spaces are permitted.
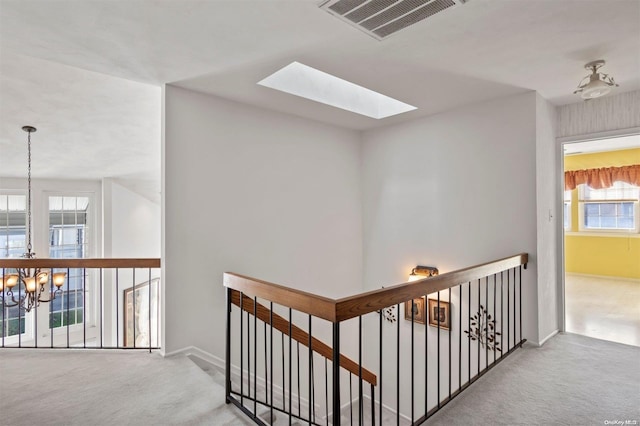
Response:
578,182,640,232
0,194,26,337
564,190,572,230
48,196,90,329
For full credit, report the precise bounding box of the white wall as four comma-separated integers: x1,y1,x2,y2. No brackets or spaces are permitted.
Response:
535,94,559,343
163,85,363,357
556,90,640,139
359,92,540,417
103,178,160,258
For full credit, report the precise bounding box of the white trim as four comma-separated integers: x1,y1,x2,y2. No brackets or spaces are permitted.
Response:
558,126,640,334
557,127,640,144
565,231,640,238
565,272,640,283
537,329,559,347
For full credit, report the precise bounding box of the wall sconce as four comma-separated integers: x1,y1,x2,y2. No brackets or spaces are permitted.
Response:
408,265,439,282
405,264,439,324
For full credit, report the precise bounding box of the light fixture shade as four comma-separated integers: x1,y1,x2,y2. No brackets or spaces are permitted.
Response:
408,273,422,282
3,274,19,289
52,272,66,288
38,270,49,285
25,276,37,292
574,60,618,100
581,78,612,99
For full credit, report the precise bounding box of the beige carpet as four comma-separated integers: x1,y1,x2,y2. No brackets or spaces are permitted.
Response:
0,349,250,426
1,333,638,425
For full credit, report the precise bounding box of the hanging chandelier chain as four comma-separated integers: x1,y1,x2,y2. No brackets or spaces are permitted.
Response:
27,128,32,254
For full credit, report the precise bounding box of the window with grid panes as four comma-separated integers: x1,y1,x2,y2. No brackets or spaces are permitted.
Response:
578,181,639,232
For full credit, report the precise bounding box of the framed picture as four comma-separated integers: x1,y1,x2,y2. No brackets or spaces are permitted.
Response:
428,299,450,330
124,278,160,348
404,297,426,324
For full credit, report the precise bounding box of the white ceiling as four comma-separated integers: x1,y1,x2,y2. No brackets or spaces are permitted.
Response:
1,0,639,195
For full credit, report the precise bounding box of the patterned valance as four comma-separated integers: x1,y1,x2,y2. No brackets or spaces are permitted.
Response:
564,164,640,191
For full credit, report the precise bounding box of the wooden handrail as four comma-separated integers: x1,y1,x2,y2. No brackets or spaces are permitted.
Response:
0,258,161,268
224,253,528,323
223,273,337,322
230,290,377,386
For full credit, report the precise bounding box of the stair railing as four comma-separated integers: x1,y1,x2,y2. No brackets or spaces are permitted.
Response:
224,253,528,425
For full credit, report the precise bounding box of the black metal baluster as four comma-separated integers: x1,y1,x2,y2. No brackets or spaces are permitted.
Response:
493,274,497,364
396,303,400,426
507,268,510,352
411,301,414,424
99,268,103,349
309,315,313,425
519,265,523,344
332,321,340,426
240,293,244,405
3,268,6,348
225,288,232,401
282,332,286,411
437,292,440,409
254,297,258,417
290,308,293,425
379,306,383,426
297,342,301,417
116,268,119,348
247,310,251,403
485,277,488,371
371,384,375,426
148,268,152,352
83,268,86,348
270,302,274,424
500,271,504,359
50,269,54,348
448,287,452,400
513,268,516,348
132,268,136,349
425,296,428,419
311,350,316,423
467,281,470,382
359,315,363,426
477,279,480,376
18,269,22,348
264,322,268,405
66,267,70,348
458,284,462,392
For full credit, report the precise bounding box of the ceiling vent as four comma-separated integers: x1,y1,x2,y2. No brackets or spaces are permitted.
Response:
319,0,466,40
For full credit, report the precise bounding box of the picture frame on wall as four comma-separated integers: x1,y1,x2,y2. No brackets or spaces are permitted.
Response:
404,297,426,324
428,298,450,330
124,278,160,348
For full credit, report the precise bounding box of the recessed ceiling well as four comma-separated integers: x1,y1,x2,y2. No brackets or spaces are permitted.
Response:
258,62,417,119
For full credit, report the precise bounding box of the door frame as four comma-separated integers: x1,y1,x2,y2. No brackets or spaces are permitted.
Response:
556,126,640,332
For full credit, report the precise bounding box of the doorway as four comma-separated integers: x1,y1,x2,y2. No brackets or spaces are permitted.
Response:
561,133,640,346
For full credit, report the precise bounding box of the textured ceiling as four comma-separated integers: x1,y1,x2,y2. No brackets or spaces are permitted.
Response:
0,0,639,196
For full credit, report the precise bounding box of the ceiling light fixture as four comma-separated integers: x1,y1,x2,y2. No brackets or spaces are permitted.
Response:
573,60,619,100
0,126,66,312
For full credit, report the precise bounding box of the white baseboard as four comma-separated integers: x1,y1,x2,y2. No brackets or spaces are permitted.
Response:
537,329,559,347
565,272,640,283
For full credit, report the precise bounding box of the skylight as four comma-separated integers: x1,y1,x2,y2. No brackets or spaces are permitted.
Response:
257,62,417,119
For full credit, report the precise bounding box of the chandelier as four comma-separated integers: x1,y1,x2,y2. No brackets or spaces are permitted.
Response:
0,126,66,312
574,60,619,100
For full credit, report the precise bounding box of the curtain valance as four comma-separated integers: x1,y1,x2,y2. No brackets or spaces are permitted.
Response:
564,164,640,191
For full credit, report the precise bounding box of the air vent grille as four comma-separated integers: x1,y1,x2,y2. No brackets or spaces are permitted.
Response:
320,0,465,40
